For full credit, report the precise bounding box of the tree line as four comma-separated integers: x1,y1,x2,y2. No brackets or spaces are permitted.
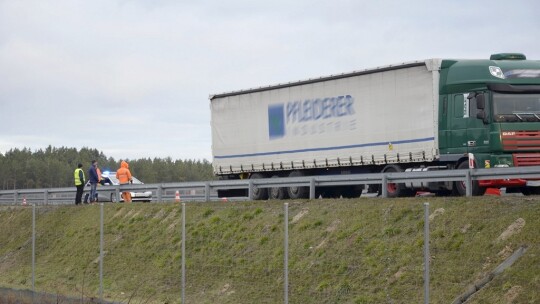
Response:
0,146,215,190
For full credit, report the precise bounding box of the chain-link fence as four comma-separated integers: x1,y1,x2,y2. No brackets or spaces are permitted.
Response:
0,199,537,303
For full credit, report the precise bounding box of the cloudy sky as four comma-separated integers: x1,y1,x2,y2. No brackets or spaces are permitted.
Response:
1,0,539,161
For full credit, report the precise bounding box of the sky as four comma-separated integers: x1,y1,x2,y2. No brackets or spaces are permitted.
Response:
1,0,539,162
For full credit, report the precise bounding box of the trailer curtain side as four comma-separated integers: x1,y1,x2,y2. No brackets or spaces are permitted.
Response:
211,60,441,174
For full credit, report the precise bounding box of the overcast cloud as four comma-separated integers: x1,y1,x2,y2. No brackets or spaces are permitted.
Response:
1,0,539,161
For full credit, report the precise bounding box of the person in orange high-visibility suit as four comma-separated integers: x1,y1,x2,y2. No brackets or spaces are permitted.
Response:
96,167,102,184
116,160,133,203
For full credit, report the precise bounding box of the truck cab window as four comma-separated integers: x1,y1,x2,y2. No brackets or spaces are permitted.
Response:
454,94,465,118
493,93,540,122
454,93,478,119
468,94,478,119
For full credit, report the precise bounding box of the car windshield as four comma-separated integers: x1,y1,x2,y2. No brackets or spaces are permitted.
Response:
493,93,540,122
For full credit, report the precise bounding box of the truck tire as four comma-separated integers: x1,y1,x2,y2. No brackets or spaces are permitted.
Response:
269,175,289,200
453,161,486,196
380,165,412,198
287,171,309,199
250,173,268,200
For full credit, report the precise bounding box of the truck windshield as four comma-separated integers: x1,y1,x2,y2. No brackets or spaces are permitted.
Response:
493,92,540,122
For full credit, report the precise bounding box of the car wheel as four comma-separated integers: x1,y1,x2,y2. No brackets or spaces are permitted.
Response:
110,193,117,203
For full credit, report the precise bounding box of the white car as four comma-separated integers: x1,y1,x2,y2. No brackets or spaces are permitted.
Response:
84,171,152,203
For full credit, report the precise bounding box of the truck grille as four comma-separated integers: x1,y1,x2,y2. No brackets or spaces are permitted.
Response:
513,153,540,166
502,131,540,151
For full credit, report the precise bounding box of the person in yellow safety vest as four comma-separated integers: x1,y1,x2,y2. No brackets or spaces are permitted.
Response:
116,160,133,203
74,163,86,205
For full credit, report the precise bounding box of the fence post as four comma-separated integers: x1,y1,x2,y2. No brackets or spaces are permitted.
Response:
182,203,186,304
309,178,316,199
381,175,388,198
205,182,211,202
99,203,104,303
284,203,289,304
466,170,472,197
32,203,36,300
424,202,430,304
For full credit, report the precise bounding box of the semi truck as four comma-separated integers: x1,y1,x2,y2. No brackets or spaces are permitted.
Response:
210,53,540,199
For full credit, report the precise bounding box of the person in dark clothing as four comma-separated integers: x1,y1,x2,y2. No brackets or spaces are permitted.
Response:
88,160,99,203
74,163,85,205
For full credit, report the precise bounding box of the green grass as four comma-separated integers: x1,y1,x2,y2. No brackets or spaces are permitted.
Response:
0,197,539,303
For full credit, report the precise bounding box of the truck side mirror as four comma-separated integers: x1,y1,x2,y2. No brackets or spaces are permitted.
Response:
476,94,485,110
476,111,485,120
476,110,488,124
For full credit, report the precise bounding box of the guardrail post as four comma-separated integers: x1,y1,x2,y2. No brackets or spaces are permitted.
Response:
205,182,210,202
309,178,316,199
248,180,254,200
381,175,388,198
466,170,472,197
157,185,163,202
14,190,18,205
115,185,120,203
423,202,430,304
44,189,48,205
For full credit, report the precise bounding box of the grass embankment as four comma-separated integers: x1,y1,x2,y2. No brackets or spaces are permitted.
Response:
0,197,539,303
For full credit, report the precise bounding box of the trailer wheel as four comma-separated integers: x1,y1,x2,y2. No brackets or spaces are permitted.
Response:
250,173,268,200
287,171,309,199
380,165,412,198
453,161,486,196
269,175,289,200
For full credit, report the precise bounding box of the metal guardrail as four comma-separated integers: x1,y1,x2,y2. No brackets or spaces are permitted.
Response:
2,166,540,205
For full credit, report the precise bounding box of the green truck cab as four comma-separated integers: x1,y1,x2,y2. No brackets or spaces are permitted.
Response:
439,53,540,195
